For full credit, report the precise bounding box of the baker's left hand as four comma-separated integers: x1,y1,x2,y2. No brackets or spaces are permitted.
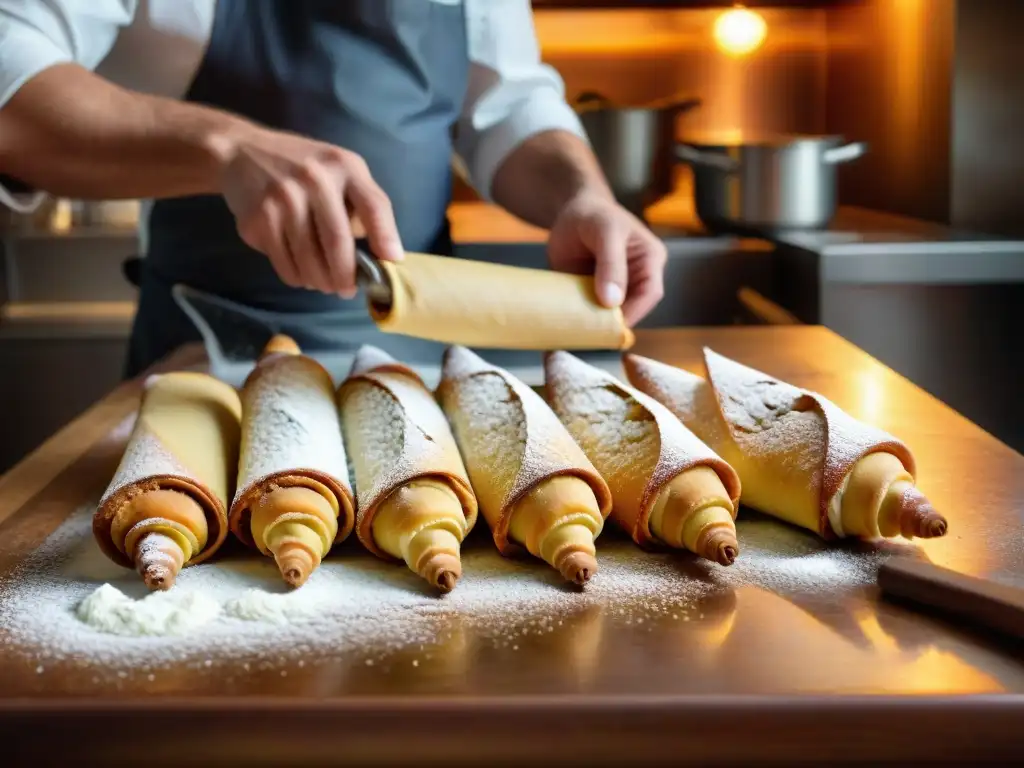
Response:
547,191,667,326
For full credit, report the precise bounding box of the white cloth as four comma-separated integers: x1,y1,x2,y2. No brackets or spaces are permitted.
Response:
0,0,586,205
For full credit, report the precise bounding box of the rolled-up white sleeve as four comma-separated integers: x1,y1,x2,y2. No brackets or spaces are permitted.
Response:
0,0,133,209
0,0,135,106
456,0,587,201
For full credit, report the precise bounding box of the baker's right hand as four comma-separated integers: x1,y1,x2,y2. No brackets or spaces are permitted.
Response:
219,130,404,298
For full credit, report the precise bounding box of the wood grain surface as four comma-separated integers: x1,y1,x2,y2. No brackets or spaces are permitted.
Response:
2,328,1023,765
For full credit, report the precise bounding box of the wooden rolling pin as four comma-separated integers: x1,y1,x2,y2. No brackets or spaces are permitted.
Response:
877,557,1024,641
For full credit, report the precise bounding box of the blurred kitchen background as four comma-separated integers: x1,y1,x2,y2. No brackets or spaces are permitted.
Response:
1,0,1022,471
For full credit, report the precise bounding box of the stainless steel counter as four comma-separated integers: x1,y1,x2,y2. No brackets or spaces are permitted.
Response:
774,206,1024,284
766,206,1024,453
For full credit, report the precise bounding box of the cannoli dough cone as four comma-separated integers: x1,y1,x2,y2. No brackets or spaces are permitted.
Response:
545,351,741,564
624,350,948,541
338,345,478,593
370,251,634,351
93,372,242,590
438,346,613,585
230,336,355,587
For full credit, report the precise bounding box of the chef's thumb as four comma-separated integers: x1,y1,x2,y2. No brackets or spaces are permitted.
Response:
591,220,628,309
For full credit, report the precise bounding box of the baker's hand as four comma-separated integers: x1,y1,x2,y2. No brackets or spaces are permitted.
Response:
220,130,403,298
547,191,667,326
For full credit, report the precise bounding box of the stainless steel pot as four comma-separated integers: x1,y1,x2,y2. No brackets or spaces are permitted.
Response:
576,92,702,218
675,134,868,233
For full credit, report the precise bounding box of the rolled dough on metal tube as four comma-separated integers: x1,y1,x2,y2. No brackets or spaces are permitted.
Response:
367,252,635,351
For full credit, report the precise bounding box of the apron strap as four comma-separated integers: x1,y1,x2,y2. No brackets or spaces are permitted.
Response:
123,255,143,288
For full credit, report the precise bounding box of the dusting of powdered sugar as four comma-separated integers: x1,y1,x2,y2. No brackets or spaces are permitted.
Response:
547,352,728,519
347,344,408,378
704,350,820,449
342,382,406,505
341,368,470,520
235,359,350,503
625,355,733,454
548,355,659,508
99,428,193,507
694,350,827,492
702,348,914,496
441,347,601,517
443,370,527,510
134,532,180,566
626,354,819,493
629,351,827,479
0,502,902,679
561,382,660,487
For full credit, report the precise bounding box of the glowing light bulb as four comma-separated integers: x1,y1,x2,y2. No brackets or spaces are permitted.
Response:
713,6,768,57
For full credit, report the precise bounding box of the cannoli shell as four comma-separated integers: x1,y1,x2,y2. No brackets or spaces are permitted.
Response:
230,350,355,547
93,372,242,568
438,346,613,555
337,345,478,560
624,349,917,538
370,251,634,351
545,351,740,547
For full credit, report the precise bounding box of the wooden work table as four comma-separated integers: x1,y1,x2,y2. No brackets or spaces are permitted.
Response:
1,327,1022,764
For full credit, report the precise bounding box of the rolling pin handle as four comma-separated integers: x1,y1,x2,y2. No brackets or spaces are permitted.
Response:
355,248,393,310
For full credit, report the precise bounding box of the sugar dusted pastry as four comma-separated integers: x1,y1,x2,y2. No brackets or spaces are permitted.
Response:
370,251,634,351
338,345,477,593
624,349,947,541
230,336,355,587
94,372,242,590
545,351,742,565
438,346,613,585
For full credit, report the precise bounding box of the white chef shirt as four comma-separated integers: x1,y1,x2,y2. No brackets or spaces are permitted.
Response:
0,0,586,210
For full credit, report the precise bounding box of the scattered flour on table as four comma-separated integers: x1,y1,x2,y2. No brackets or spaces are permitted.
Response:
0,502,896,672
224,588,328,625
76,583,221,637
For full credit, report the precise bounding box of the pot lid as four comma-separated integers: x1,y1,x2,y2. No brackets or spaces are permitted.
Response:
680,130,848,148
575,91,701,113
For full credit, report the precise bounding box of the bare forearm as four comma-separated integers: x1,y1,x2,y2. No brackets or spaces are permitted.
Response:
0,64,258,200
490,130,613,229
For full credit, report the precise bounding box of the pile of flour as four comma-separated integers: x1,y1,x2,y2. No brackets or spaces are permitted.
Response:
0,502,894,673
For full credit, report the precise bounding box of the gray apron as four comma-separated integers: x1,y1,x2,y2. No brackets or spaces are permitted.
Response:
125,0,469,377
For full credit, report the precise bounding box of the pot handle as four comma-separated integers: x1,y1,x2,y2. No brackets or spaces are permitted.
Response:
823,141,868,164
574,90,613,113
675,144,739,172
